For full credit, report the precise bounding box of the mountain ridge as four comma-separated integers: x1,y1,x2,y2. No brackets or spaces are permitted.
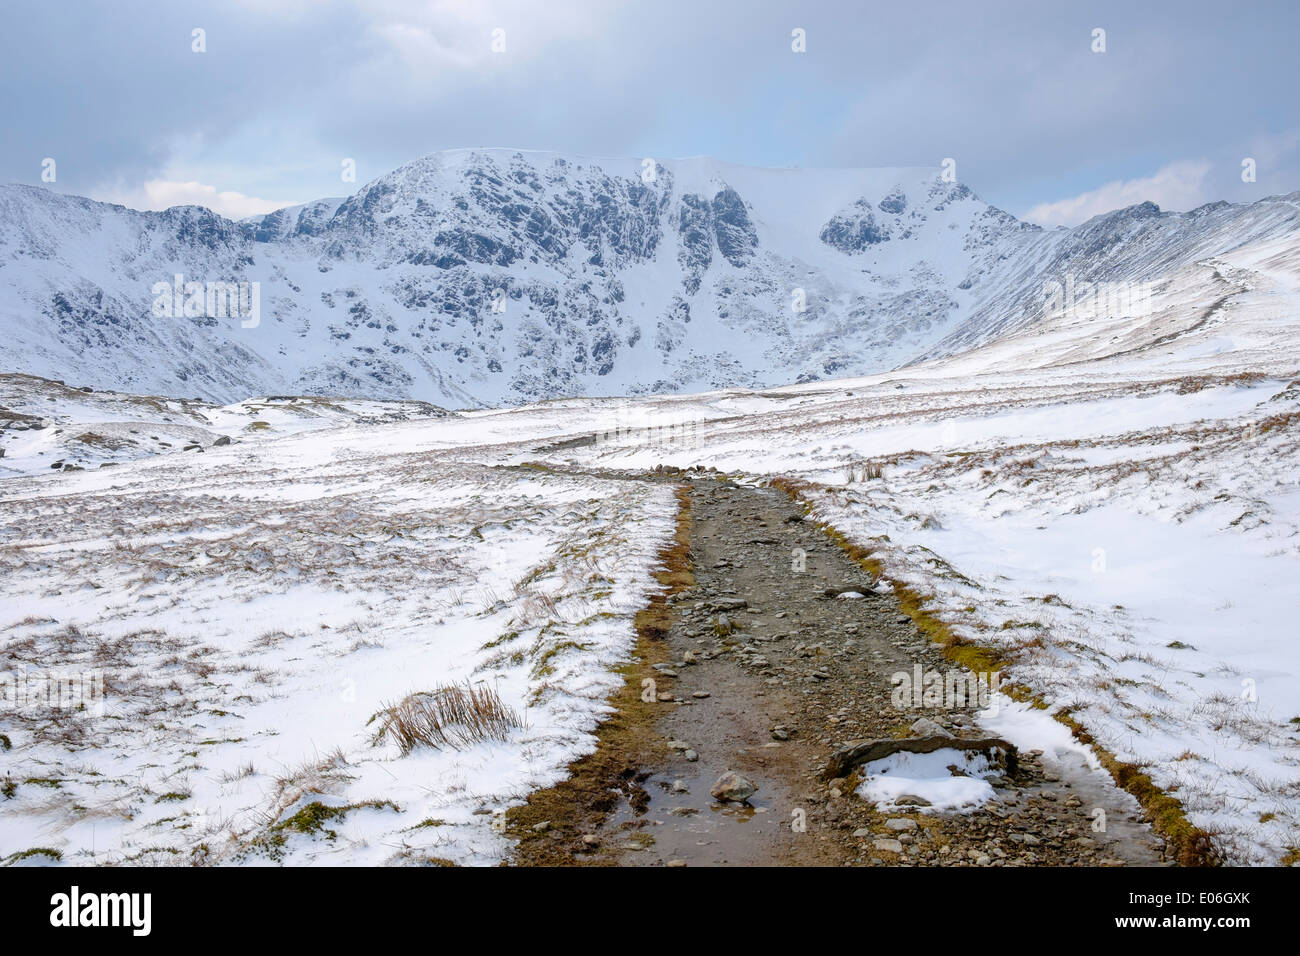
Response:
1,149,1296,406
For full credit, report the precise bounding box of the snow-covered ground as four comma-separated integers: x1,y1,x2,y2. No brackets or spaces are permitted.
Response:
2,230,1298,865
0,422,676,865
0,373,452,478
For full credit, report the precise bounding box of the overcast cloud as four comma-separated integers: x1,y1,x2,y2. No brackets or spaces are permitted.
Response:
2,0,1297,224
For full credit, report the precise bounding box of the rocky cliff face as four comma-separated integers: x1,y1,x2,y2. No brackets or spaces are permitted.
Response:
2,148,1296,406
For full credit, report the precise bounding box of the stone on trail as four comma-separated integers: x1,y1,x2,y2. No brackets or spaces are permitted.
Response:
908,717,954,738
824,585,873,598
709,771,758,803
712,598,748,612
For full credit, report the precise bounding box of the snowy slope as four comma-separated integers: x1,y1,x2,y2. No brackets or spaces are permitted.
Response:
0,372,449,478
4,148,1295,407
914,192,1300,362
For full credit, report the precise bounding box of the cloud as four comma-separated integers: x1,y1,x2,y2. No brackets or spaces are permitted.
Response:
1021,160,1214,227
3,1,1298,214
104,180,298,219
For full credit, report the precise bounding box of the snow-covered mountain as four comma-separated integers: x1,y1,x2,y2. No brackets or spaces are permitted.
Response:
2,148,1297,406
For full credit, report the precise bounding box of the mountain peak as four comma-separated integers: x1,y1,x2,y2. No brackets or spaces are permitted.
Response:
2,153,1295,408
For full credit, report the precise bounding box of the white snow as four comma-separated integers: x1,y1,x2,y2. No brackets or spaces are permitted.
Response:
857,749,998,812
0,422,678,865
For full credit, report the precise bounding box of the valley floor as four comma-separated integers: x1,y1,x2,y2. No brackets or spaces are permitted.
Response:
2,358,1297,866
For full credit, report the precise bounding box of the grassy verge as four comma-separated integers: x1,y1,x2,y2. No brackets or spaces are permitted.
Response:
506,485,694,866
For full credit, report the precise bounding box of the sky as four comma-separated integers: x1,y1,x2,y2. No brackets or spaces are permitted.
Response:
2,0,1297,226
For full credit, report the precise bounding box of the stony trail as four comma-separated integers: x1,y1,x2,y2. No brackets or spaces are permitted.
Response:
514,477,1167,867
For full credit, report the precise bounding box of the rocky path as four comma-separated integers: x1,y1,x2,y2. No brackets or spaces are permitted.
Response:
516,477,1167,866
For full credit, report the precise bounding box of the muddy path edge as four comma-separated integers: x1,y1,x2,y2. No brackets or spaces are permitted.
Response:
505,483,694,865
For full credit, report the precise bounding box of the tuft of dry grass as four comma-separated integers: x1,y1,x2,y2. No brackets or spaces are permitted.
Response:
369,682,521,754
